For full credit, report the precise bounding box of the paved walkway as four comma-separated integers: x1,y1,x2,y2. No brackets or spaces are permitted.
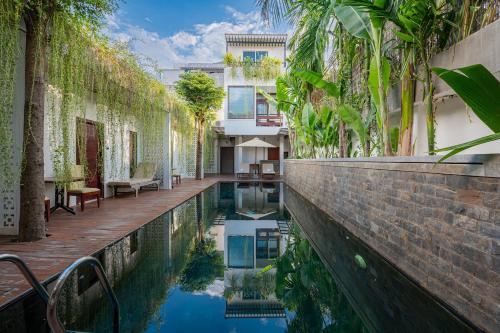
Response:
0,176,231,307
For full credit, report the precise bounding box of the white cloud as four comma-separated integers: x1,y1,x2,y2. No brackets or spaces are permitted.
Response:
104,6,277,69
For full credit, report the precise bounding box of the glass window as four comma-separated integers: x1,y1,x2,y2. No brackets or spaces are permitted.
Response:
228,236,254,268
256,229,280,260
256,51,268,62
243,51,256,62
256,92,277,116
228,86,254,119
243,51,268,62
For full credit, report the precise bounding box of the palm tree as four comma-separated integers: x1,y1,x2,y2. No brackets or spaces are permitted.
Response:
334,0,398,156
175,71,224,179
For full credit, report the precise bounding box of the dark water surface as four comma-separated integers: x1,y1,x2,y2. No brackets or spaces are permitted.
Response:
0,182,477,333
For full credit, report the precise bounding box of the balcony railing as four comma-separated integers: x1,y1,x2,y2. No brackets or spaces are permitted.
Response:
256,114,283,127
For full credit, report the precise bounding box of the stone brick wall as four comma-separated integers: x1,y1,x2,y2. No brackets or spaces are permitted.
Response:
284,155,499,333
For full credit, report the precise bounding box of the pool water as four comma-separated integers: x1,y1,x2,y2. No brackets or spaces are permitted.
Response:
0,182,477,333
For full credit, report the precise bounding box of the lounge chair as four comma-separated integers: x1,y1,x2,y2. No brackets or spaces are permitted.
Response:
66,165,101,211
107,162,160,197
261,163,276,179
237,163,250,179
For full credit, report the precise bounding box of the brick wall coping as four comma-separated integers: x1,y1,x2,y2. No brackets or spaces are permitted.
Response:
285,154,500,178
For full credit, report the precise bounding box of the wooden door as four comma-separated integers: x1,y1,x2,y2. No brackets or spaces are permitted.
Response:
77,119,103,194
268,147,279,160
220,147,234,174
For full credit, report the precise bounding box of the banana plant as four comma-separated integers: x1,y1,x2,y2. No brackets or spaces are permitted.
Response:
432,64,500,161
334,0,396,156
392,0,453,155
294,69,372,157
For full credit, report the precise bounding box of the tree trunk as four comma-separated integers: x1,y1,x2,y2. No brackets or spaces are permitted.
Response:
422,54,435,155
377,57,392,156
19,8,51,242
399,48,415,156
195,193,204,243
195,119,204,180
362,41,371,157
338,120,347,158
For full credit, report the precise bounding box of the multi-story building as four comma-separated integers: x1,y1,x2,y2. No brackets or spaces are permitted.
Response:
162,33,290,177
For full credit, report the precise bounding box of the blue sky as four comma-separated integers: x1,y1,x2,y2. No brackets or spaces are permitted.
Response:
105,0,287,69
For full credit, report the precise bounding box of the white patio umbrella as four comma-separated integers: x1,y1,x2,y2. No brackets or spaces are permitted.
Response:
236,137,276,166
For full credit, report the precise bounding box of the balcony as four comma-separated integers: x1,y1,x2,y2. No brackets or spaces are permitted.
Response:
256,114,283,127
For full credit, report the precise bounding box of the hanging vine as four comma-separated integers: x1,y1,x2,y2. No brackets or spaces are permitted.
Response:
44,11,190,185
0,1,23,192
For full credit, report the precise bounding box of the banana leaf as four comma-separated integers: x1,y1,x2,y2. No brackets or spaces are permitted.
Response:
434,132,500,163
432,64,500,161
294,70,340,97
432,65,500,132
333,4,371,40
338,104,367,152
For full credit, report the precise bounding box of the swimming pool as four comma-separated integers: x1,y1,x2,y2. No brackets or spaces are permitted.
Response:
0,182,478,332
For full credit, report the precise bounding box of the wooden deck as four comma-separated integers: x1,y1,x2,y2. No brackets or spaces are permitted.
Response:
0,176,250,308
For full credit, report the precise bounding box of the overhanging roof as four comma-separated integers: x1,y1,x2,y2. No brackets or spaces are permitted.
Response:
225,34,287,46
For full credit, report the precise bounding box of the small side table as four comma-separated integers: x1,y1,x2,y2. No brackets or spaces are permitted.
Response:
44,177,84,215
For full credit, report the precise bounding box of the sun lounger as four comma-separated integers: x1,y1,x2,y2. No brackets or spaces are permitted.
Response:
261,163,276,179
237,163,251,179
107,163,160,197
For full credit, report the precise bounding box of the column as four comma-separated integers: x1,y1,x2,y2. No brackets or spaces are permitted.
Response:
236,135,242,174
279,135,285,176
161,113,172,189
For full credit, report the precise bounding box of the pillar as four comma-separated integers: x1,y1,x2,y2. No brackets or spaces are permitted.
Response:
279,135,285,176
161,113,172,189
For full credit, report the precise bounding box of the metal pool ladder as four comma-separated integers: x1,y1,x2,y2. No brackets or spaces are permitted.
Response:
47,256,120,333
0,254,50,304
0,254,120,333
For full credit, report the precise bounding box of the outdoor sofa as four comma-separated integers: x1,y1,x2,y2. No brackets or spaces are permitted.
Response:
107,162,160,197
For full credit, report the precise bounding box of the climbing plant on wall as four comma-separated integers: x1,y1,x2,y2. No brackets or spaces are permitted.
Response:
223,52,282,81
0,1,22,192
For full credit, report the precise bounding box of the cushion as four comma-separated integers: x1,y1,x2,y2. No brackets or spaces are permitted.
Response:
67,187,100,194
133,163,156,180
261,164,275,173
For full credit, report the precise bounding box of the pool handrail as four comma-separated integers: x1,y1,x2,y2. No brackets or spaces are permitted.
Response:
46,256,120,333
0,254,49,304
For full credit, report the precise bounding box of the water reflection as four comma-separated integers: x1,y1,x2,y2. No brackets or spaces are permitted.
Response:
0,182,476,333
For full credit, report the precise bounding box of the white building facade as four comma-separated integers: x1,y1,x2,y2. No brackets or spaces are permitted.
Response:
162,34,290,177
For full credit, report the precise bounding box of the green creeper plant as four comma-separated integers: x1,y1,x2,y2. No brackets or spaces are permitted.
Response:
223,53,282,81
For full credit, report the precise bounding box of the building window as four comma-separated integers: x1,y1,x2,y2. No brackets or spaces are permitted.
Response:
256,229,280,261
256,92,277,116
228,86,254,119
228,236,254,268
243,51,268,62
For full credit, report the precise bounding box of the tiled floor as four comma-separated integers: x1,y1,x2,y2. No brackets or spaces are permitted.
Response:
0,176,240,307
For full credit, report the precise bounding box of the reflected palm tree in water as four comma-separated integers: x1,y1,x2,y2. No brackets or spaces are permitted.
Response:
275,225,367,333
179,194,224,292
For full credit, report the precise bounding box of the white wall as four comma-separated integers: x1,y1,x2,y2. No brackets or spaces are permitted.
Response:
0,21,26,235
389,19,500,156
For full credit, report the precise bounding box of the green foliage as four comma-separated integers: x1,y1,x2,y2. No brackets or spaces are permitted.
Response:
432,64,500,161
223,52,282,81
275,225,366,332
179,238,224,292
0,1,23,192
175,70,224,124
294,70,340,97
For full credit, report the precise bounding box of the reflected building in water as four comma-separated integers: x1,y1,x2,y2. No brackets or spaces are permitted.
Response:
209,182,288,319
